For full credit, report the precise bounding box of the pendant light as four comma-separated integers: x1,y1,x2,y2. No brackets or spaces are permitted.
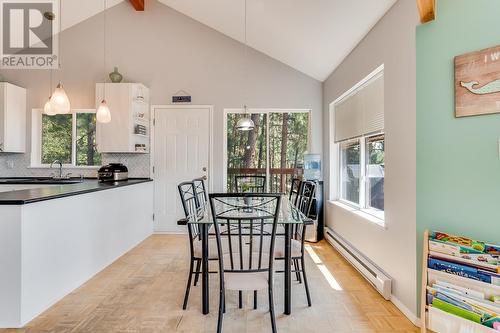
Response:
44,67,56,115
49,1,71,114
50,83,71,114
96,0,111,123
236,0,254,132
236,105,255,131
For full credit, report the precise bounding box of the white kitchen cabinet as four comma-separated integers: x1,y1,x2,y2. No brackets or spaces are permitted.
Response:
0,83,27,153
95,83,150,153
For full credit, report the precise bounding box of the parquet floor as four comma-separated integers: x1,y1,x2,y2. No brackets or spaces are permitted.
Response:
1,235,418,333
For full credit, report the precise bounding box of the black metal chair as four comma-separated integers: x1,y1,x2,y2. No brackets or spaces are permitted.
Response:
289,178,302,204
178,180,217,310
275,180,316,307
209,193,282,333
193,177,208,208
234,175,266,193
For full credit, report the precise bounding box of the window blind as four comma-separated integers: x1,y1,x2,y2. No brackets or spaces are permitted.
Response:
334,72,384,142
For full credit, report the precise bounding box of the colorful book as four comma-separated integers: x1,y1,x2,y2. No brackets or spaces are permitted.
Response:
432,231,488,253
428,258,500,286
432,297,482,323
429,250,499,273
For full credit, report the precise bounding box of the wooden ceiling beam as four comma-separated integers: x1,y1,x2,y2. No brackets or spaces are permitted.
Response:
128,0,144,11
416,0,435,24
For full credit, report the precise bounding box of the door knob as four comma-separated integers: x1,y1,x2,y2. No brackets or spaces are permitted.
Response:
203,175,207,180
202,167,207,172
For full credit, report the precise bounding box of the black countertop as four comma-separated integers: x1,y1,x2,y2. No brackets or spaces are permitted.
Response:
0,178,153,205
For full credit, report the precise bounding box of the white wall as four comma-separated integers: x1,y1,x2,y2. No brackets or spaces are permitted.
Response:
322,0,418,320
0,0,323,189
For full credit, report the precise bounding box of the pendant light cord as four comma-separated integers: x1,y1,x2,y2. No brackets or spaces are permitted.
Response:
243,0,248,114
103,0,107,100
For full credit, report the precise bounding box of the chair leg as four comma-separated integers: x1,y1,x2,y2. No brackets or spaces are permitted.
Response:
239,290,243,309
193,259,201,286
253,290,258,309
182,259,195,310
294,259,302,283
217,289,225,333
268,286,277,333
301,257,312,307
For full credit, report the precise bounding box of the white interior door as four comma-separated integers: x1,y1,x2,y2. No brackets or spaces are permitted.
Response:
153,106,211,233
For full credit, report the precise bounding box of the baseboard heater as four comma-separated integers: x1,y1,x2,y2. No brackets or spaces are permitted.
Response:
324,227,392,300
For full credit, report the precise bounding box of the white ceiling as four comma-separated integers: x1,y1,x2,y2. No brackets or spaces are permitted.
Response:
60,0,397,81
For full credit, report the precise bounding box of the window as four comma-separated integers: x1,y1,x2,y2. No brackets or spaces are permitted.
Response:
338,134,385,218
331,65,385,221
32,109,101,167
366,134,385,211
225,110,310,193
340,140,360,204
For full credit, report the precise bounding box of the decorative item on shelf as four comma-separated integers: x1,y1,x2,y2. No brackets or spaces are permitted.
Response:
50,82,71,114
455,44,500,117
109,67,123,83
96,0,111,124
135,144,147,152
172,90,191,103
134,124,147,135
236,0,255,132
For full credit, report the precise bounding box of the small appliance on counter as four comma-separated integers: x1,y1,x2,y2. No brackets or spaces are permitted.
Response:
97,163,128,182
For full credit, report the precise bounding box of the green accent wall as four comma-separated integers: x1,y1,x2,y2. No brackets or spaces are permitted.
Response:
416,0,500,312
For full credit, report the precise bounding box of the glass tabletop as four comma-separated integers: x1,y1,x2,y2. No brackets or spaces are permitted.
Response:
186,195,312,225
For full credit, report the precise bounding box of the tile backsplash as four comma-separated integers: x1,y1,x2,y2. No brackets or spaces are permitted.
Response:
0,153,150,178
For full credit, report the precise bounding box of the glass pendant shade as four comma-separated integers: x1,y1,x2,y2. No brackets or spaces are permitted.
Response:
44,96,57,116
96,99,111,123
50,83,71,114
236,116,255,131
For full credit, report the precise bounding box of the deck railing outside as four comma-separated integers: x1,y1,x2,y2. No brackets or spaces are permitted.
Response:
227,168,304,193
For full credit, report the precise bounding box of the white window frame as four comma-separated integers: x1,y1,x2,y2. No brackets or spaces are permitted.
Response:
336,133,385,222
222,108,312,192
31,108,100,168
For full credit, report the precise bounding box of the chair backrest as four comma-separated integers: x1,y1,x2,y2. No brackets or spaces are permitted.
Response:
291,181,316,245
178,181,204,247
192,177,208,208
234,175,266,193
209,193,281,277
289,178,302,205
296,180,316,217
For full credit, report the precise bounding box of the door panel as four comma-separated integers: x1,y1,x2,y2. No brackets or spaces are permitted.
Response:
153,107,210,233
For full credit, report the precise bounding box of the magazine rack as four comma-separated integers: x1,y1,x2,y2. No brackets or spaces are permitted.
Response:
421,230,499,333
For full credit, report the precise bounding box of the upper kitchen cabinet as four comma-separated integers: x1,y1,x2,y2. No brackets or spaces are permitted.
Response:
95,83,150,153
0,83,27,153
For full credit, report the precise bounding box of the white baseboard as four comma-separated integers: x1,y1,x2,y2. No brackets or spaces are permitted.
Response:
390,295,420,327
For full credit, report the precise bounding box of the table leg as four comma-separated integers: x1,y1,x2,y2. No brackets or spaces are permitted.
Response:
201,224,209,315
284,223,292,315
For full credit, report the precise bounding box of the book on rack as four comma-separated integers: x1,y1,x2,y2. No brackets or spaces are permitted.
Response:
428,258,500,286
429,250,499,273
431,231,500,255
427,282,500,328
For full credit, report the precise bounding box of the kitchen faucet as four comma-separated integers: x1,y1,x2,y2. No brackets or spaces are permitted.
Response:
50,160,63,179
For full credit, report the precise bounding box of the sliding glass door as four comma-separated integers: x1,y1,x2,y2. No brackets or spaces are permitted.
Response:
225,110,310,193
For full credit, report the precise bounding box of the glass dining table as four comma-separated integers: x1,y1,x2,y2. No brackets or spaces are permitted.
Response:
177,195,313,316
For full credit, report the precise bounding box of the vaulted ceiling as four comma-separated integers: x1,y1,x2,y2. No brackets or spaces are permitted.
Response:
60,0,397,81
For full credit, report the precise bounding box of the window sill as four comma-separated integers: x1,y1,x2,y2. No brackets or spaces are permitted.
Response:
329,200,386,229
